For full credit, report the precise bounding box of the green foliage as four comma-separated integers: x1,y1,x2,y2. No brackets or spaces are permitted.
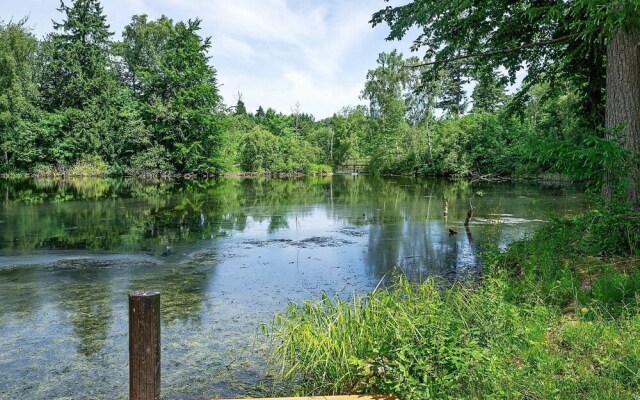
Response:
240,126,279,172
326,107,369,166
119,15,222,173
491,203,640,312
1,1,633,181
0,20,40,173
308,164,333,175
271,274,640,399
128,145,174,175
30,154,109,177
67,155,109,176
361,51,411,173
240,126,318,173
369,0,638,127
357,51,528,177
437,66,468,117
369,0,640,208
471,69,507,113
235,98,247,116
40,0,114,111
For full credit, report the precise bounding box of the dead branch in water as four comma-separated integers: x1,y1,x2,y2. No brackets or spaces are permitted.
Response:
464,202,476,226
470,173,510,183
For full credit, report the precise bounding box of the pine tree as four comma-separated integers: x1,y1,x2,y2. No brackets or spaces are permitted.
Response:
472,69,507,113
437,65,467,118
235,100,247,116
41,0,114,111
255,106,265,122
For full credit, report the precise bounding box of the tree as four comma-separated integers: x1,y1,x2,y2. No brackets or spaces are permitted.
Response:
404,57,442,165
255,106,265,122
472,69,507,113
372,0,640,207
235,92,247,116
119,16,222,172
328,106,369,166
0,20,40,173
117,14,173,97
437,63,468,117
36,0,121,166
41,0,113,111
603,19,640,206
262,108,294,137
361,51,409,170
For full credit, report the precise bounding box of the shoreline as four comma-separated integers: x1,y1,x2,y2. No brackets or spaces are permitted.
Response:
0,170,576,183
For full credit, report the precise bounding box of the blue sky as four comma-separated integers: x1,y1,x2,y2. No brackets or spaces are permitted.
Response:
1,0,415,119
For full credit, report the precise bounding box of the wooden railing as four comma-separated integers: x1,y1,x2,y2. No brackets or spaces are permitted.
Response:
335,164,369,174
128,291,396,400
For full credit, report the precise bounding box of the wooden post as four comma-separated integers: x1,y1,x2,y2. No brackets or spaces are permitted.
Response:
443,196,449,217
129,291,161,400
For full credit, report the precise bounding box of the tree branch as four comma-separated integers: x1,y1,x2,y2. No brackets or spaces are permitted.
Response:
404,34,578,69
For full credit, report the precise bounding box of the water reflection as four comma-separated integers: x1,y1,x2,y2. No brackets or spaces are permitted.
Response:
61,276,113,358
0,268,41,324
0,175,584,291
0,176,590,399
129,261,213,326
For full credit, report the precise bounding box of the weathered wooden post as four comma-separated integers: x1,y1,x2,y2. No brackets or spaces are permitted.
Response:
129,291,161,400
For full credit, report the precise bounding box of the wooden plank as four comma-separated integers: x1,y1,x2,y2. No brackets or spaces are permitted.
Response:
222,396,398,400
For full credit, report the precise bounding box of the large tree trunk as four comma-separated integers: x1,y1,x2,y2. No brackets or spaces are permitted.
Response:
603,27,640,209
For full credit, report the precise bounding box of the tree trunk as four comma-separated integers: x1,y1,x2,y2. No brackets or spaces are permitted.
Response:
426,116,433,164
603,27,640,209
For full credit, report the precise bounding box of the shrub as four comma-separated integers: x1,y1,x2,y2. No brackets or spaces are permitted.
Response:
68,155,109,176
128,145,174,176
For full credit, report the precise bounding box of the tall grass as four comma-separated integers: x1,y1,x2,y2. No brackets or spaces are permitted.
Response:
268,207,640,399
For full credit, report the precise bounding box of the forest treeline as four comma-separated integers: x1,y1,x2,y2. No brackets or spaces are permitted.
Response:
0,0,616,183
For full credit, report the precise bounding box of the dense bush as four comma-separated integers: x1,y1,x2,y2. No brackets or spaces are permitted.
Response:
128,145,175,176
240,126,320,173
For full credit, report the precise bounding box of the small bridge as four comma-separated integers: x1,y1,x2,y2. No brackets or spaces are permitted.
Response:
334,160,369,175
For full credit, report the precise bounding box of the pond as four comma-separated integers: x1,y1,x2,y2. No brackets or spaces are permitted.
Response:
0,176,589,399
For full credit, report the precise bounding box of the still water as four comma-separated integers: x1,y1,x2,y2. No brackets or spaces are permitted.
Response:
0,176,589,399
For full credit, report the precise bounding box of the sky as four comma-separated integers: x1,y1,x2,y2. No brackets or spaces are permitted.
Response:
0,0,416,119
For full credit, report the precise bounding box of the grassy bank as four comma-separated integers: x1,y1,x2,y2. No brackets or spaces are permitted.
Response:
268,205,640,399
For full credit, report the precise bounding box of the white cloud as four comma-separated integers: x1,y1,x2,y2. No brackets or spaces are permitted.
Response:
204,0,413,117
214,35,256,62
161,0,324,44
